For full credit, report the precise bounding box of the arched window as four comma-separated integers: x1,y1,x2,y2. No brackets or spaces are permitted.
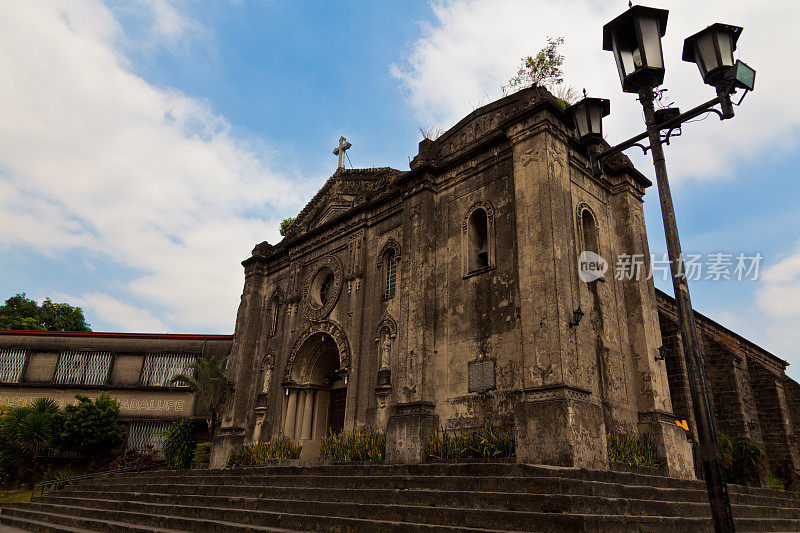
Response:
384,249,397,299
462,202,495,277
580,208,599,255
468,209,489,272
377,238,401,300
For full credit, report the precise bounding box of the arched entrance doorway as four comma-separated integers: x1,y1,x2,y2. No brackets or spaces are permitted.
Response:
282,330,347,457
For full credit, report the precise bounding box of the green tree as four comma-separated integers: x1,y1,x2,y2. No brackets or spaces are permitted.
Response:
0,293,90,331
57,394,125,458
162,418,196,470
170,356,230,439
279,217,295,236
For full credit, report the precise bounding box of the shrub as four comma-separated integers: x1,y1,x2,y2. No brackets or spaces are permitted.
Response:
100,447,157,472
193,442,212,467
227,436,301,467
606,431,666,468
0,397,62,481
43,467,74,483
320,427,386,462
162,419,196,470
57,394,125,458
717,431,767,486
425,422,515,461
769,474,786,491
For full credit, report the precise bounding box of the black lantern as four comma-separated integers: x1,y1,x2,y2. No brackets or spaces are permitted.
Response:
568,306,585,328
682,23,743,87
602,6,669,93
566,97,610,148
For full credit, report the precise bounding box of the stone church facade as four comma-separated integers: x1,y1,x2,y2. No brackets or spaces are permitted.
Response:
210,86,800,483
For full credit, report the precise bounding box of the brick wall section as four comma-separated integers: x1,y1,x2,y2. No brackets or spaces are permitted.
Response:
702,336,749,439
656,289,800,484
785,379,800,447
661,321,696,440
747,359,800,483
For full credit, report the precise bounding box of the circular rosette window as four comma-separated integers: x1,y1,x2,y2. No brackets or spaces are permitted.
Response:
302,255,343,320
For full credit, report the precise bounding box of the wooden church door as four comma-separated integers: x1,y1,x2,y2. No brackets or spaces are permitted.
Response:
327,388,347,434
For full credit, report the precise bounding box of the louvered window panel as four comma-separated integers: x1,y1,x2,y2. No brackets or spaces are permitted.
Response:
140,353,195,387
126,421,171,453
54,351,112,385
0,349,27,383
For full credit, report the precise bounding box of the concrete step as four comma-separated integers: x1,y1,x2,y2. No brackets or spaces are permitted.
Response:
2,502,506,533
104,462,705,490
12,498,800,533
44,489,800,520
98,462,794,501
81,473,800,509
27,493,800,532
0,506,189,532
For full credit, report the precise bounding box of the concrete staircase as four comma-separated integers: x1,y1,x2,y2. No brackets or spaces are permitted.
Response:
1,463,799,532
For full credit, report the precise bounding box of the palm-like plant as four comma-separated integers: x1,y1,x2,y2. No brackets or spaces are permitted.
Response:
170,355,230,439
0,398,61,479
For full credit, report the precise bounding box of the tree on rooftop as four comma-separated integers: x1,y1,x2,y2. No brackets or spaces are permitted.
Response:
503,36,577,107
279,217,295,236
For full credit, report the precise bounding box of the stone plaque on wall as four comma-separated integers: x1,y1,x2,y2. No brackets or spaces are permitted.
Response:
468,358,496,393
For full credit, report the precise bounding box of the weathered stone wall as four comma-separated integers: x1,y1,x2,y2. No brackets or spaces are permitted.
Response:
218,87,693,475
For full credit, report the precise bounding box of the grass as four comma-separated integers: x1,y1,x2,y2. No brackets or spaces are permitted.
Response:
320,427,386,462
606,431,666,468
227,436,302,467
425,422,515,461
0,489,32,506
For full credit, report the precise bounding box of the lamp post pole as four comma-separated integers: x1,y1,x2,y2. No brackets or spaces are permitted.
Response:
638,86,736,532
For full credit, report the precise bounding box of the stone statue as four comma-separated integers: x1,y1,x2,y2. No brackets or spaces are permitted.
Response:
262,362,273,393
381,334,391,370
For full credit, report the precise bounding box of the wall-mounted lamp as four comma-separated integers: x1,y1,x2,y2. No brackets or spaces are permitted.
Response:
655,344,669,362
568,307,585,328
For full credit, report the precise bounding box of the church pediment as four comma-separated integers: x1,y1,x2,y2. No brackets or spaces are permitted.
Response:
285,167,402,238
307,201,353,230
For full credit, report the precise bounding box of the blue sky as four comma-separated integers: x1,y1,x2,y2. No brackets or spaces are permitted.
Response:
1,1,799,377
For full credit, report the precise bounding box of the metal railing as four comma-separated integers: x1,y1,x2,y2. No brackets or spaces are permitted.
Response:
33,460,165,498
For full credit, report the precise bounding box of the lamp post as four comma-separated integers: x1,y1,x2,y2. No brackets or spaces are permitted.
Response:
565,5,757,532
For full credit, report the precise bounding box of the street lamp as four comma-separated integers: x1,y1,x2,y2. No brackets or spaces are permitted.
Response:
566,97,610,149
602,6,668,93
572,4,758,532
682,23,742,87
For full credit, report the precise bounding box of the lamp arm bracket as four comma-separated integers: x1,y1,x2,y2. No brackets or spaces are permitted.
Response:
593,94,729,166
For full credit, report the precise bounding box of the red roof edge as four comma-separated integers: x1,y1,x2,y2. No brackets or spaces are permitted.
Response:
0,330,233,340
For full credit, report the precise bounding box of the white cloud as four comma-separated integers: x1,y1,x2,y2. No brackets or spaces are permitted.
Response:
753,243,800,362
393,0,800,182
68,292,168,333
0,1,298,331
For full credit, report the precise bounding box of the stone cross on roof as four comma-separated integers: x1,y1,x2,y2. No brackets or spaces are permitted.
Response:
333,136,352,170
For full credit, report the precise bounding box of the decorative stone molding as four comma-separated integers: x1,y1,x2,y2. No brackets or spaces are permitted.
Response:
302,255,343,321
374,313,398,339
376,238,402,270
284,320,351,380
521,385,592,403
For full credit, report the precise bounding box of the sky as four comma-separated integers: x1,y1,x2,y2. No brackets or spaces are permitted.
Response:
1,1,800,377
